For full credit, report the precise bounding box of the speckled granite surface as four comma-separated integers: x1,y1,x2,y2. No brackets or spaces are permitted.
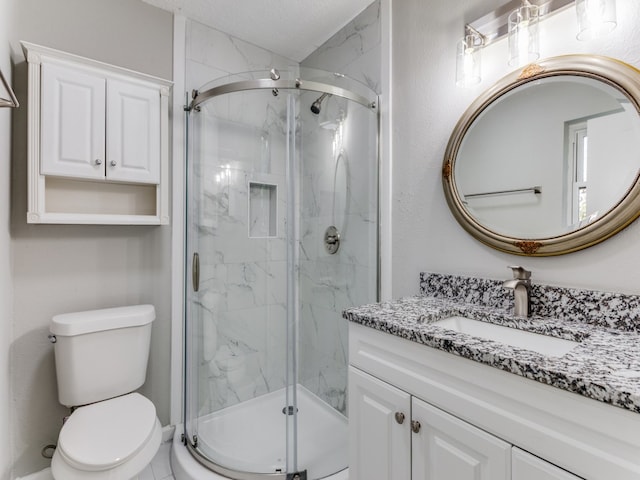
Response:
420,272,640,332
344,273,640,413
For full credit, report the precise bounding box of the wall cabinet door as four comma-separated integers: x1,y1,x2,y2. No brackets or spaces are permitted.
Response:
41,62,106,180
41,62,160,185
106,79,160,184
513,448,584,480
411,397,511,480
349,366,411,480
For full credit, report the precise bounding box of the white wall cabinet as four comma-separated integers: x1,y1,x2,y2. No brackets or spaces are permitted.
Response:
348,324,631,479
23,42,171,224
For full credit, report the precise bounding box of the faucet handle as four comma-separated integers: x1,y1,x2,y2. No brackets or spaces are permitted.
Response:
508,265,531,280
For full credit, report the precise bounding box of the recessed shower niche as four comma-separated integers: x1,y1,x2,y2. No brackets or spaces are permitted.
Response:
249,181,277,238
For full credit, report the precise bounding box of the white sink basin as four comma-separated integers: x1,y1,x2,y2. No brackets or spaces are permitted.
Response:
433,316,579,357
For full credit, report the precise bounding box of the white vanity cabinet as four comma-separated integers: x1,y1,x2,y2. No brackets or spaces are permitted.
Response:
349,366,411,480
349,323,640,480
22,42,171,224
350,366,510,480
512,448,582,480
412,395,511,480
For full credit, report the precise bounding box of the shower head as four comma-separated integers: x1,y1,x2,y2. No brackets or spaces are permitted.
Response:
310,92,331,115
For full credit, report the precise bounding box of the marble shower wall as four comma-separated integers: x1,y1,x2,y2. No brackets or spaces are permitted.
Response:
186,20,295,415
298,0,381,414
302,0,382,94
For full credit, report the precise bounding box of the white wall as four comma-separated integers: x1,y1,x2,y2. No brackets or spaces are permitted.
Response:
302,0,381,93
6,0,173,477
0,1,15,479
392,0,640,297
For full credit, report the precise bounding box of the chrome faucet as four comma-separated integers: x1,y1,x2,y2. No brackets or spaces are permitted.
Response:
502,266,531,317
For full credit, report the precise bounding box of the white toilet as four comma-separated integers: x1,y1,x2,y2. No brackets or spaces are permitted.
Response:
49,305,162,480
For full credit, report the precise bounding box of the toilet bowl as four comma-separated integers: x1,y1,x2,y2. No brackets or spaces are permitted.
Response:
49,305,161,480
51,393,161,479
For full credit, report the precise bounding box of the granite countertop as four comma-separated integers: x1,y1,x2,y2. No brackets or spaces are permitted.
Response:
343,295,640,414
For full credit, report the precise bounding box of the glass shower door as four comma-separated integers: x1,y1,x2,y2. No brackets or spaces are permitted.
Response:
185,86,297,476
296,79,379,479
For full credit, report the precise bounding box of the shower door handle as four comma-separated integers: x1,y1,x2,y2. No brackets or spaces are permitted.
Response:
192,252,200,292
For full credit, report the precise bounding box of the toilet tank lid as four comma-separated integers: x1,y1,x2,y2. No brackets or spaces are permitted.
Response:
50,305,155,336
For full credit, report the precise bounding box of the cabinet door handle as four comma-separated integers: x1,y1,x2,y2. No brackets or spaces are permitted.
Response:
95,159,102,165
110,160,117,167
394,412,405,424
411,420,421,433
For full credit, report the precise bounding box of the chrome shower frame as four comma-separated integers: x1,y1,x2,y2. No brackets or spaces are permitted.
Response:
188,75,377,112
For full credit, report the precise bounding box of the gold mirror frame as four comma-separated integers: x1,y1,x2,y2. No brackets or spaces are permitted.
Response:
443,55,640,256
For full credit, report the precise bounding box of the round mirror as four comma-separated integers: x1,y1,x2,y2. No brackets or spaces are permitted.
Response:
443,56,640,256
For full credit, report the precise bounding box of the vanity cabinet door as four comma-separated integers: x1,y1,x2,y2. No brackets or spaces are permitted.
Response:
349,366,411,480
41,61,106,180
513,447,584,480
106,79,160,184
411,397,511,480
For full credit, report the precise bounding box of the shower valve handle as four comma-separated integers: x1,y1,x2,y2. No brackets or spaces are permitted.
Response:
324,226,341,255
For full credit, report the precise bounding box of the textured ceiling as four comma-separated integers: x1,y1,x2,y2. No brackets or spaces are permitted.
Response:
140,0,374,62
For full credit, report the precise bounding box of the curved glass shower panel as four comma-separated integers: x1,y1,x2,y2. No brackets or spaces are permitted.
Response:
185,68,379,480
296,88,378,479
187,88,291,475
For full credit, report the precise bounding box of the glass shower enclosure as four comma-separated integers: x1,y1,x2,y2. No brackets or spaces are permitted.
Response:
184,67,378,479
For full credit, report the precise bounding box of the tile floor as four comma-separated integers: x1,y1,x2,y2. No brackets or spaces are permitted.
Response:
139,441,175,480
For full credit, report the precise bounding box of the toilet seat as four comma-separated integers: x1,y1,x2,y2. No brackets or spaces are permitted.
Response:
52,393,161,480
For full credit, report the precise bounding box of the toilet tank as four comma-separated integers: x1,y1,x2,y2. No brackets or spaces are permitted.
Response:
50,305,155,407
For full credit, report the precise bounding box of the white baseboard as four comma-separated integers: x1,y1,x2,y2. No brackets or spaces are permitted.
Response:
162,424,176,443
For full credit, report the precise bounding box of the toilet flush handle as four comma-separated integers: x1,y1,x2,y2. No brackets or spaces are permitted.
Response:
48,334,57,344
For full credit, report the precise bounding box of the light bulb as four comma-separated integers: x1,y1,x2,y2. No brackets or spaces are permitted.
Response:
508,3,540,68
456,36,481,88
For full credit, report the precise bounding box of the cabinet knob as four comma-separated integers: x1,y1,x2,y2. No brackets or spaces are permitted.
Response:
394,412,405,424
110,160,117,167
411,420,421,433
95,159,102,165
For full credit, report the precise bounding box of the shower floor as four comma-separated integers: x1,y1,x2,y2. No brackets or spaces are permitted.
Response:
179,385,348,479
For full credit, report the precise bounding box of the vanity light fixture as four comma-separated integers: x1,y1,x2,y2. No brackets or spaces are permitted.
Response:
0,69,18,108
576,0,617,41
456,25,485,88
455,0,617,87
